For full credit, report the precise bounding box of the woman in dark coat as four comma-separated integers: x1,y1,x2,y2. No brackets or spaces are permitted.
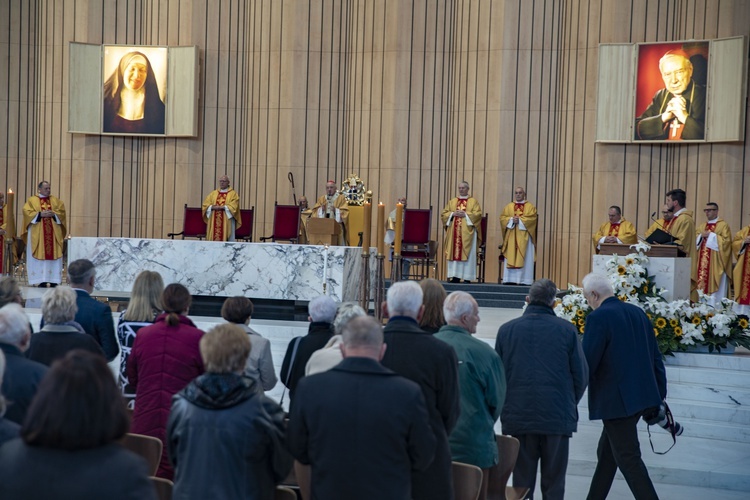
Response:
128,283,204,480
168,324,292,499
0,350,156,500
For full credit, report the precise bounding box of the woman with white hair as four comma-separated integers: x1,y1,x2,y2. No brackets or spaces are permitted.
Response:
26,287,104,366
305,303,367,375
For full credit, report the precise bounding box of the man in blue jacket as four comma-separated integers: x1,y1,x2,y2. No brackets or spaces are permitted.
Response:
581,273,667,500
495,279,588,500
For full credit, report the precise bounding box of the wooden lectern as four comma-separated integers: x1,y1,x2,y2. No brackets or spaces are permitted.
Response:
599,243,683,258
307,217,341,246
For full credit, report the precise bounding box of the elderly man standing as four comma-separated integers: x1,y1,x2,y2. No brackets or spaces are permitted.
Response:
0,303,48,425
381,280,460,500
500,187,538,285
289,316,436,500
435,291,505,500
495,279,588,500
202,174,242,241
581,273,666,500
441,182,482,283
311,180,349,245
695,202,732,306
280,295,337,406
592,206,637,253
22,181,66,287
635,50,705,141
644,204,675,238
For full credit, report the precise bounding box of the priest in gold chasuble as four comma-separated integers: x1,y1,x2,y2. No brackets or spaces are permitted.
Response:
500,187,537,285
665,189,697,300
22,181,67,286
592,206,638,253
311,180,349,246
695,203,732,307
202,175,242,241
441,181,482,283
732,224,750,316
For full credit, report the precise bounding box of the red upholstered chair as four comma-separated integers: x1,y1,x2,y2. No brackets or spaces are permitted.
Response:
477,213,488,283
399,207,437,280
235,207,254,242
260,203,301,243
167,204,207,240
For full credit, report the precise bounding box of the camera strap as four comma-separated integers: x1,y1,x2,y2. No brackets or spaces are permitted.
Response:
647,403,678,455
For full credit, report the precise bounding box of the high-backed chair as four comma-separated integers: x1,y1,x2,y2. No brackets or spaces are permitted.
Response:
477,213,488,283
120,432,162,476
260,203,302,243
487,434,530,500
235,207,255,242
399,207,436,280
167,204,207,240
150,476,173,500
452,461,483,500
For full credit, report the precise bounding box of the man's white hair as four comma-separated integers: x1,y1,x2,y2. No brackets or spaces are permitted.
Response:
582,273,614,298
386,281,423,318
443,291,476,324
0,303,31,346
308,295,338,323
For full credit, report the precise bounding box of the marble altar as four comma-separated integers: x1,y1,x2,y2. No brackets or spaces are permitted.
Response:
592,255,691,301
68,237,373,302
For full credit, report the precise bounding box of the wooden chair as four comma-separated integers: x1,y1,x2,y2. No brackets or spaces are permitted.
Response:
487,434,530,500
120,433,162,476
235,206,255,241
274,486,297,500
260,203,302,243
399,207,437,280
150,476,173,500
452,461,483,500
477,213,488,283
167,204,207,240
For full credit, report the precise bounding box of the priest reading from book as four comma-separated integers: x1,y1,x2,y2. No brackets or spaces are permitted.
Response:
695,202,732,307
311,180,349,246
644,204,675,238
22,181,67,287
202,175,242,242
665,188,697,299
500,187,537,285
732,224,750,316
441,182,482,283
592,206,638,254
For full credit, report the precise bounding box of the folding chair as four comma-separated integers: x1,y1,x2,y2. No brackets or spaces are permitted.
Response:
477,213,488,283
167,204,207,240
120,432,163,476
150,476,173,500
452,461,483,500
400,207,436,280
260,203,302,243
487,434,530,500
235,207,255,242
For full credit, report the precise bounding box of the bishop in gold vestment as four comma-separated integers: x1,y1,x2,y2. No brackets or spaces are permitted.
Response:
311,181,349,246
22,181,67,285
500,187,537,285
732,225,750,315
202,175,242,241
441,183,482,282
694,203,732,306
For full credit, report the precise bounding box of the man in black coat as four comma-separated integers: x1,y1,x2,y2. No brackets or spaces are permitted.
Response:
495,279,588,500
66,259,119,361
380,280,460,500
288,316,436,500
280,295,336,405
582,273,667,500
0,303,48,425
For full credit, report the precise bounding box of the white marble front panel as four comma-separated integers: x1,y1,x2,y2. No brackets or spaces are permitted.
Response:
592,255,692,301
68,237,373,302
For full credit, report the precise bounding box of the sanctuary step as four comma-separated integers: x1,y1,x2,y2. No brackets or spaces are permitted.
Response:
569,350,750,492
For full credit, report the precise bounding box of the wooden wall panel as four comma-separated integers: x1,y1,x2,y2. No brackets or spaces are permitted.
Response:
2,0,749,288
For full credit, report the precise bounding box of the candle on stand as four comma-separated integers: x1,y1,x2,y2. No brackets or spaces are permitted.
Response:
394,202,404,256
376,202,385,256
362,202,372,255
6,189,15,239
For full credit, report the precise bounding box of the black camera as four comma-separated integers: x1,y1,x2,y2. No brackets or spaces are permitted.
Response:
643,401,683,438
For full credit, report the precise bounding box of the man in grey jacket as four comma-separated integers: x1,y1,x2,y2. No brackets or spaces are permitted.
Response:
495,279,588,500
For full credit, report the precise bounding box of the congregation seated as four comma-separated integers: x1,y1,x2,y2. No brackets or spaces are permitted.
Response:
128,283,205,480
221,296,277,393
27,287,105,366
305,302,367,376
167,324,292,498
0,350,156,499
116,270,164,409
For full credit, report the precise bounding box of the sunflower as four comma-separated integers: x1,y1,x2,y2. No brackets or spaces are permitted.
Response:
618,295,627,301
617,265,626,275
669,318,679,328
630,288,637,295
739,318,749,329
647,313,653,320
655,317,667,329
576,310,585,317
642,285,649,293
578,326,584,334
674,326,683,337
577,319,585,326
625,257,634,265
691,316,702,325
653,328,659,337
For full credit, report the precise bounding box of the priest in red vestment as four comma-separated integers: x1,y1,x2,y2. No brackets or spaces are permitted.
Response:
695,202,732,306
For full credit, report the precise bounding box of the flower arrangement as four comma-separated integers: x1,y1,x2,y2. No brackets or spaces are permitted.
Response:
555,244,750,355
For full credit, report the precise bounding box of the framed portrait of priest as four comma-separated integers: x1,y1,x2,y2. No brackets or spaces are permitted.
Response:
634,41,709,141
102,45,168,135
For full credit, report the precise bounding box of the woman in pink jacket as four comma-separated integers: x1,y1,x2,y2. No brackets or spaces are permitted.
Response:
128,283,204,479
